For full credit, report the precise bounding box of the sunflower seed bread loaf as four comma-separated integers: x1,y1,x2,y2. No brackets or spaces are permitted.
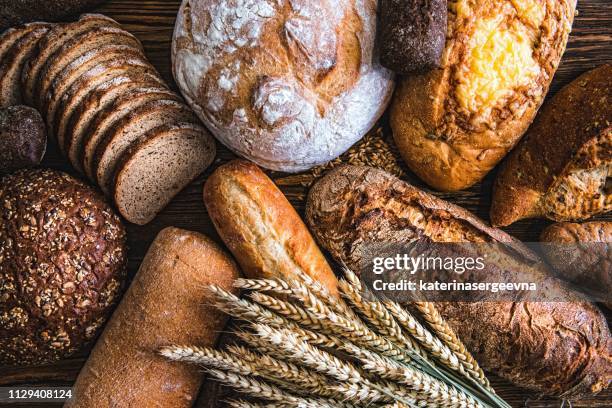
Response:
172,0,394,172
5,14,216,225
0,169,127,365
390,0,576,191
491,65,611,226
306,165,611,398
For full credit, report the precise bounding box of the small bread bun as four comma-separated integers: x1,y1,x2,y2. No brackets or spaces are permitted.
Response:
172,0,394,172
0,169,127,365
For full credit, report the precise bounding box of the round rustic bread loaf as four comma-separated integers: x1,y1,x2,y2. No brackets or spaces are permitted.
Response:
0,169,127,365
172,0,394,172
0,106,47,174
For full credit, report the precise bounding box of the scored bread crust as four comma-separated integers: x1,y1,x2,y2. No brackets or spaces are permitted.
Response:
62,71,164,162
390,0,576,191
94,99,197,194
114,123,215,225
305,165,611,397
80,87,177,178
172,0,394,172
491,64,612,226
0,23,52,107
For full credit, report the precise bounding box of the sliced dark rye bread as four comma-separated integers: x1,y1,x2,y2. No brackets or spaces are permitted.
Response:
81,87,178,179
38,26,144,113
44,50,153,141
113,122,215,225
21,14,119,107
0,23,51,107
0,24,37,61
45,48,153,145
94,100,199,195
61,70,164,158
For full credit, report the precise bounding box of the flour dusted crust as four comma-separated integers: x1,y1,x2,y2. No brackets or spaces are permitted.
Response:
172,0,394,172
391,0,576,191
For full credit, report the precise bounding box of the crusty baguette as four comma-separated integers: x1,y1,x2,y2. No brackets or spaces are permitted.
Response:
306,165,611,398
540,221,611,309
203,160,338,295
491,65,612,226
390,0,576,191
66,227,240,408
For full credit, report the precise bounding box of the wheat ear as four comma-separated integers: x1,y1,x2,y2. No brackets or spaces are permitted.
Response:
413,301,491,390
225,400,290,408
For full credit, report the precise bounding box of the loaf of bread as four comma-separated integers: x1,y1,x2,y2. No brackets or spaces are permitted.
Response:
390,0,576,191
540,221,611,308
306,165,611,398
203,160,338,294
172,0,394,172
378,0,446,73
0,105,46,173
0,169,127,365
491,65,611,226
66,227,240,407
13,14,216,224
0,0,103,30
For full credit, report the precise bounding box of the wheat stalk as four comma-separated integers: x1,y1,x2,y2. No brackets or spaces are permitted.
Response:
413,301,491,390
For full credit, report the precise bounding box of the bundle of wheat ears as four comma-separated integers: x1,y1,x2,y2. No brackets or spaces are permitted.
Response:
161,269,511,408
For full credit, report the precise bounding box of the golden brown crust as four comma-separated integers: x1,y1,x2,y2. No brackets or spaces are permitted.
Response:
391,0,576,191
306,165,611,397
67,227,240,408
203,160,338,295
491,65,612,226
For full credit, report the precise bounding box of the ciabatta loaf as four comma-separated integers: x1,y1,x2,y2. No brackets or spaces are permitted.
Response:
391,0,576,191
172,0,394,172
306,165,611,398
491,65,611,226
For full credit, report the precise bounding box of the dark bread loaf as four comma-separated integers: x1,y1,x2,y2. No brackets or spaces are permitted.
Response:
540,221,611,308
491,65,611,226
0,106,46,173
306,165,611,398
0,169,127,365
0,0,105,30
379,0,446,73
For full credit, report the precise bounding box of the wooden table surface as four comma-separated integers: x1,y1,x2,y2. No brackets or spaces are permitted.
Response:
1,0,611,407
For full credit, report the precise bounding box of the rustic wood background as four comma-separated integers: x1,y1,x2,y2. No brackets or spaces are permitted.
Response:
1,0,611,407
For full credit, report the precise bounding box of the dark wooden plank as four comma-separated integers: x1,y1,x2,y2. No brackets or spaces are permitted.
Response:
1,0,611,407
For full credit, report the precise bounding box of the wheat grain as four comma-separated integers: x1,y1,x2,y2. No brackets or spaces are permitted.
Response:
225,400,290,408
234,278,293,295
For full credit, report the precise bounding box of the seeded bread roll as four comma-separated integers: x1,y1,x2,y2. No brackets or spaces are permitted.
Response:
0,106,46,173
391,0,576,191
379,0,447,73
0,0,105,30
203,160,338,294
491,65,612,226
0,169,127,365
306,165,611,398
540,221,611,308
67,227,240,408
172,0,394,172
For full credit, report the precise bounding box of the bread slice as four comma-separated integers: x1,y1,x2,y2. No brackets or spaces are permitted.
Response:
38,26,143,115
0,24,37,61
21,14,119,107
94,100,198,195
43,46,150,139
114,122,215,225
0,23,51,107
491,65,611,226
81,88,178,179
61,71,164,159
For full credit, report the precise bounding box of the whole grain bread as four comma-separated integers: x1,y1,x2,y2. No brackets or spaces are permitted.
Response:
114,123,215,225
0,106,46,173
390,0,576,191
0,0,105,30
0,23,52,107
540,221,611,309
491,65,612,226
306,165,611,398
66,227,240,407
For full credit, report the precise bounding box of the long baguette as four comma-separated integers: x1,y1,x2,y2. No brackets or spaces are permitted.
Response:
203,160,338,295
305,165,611,398
66,227,240,407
